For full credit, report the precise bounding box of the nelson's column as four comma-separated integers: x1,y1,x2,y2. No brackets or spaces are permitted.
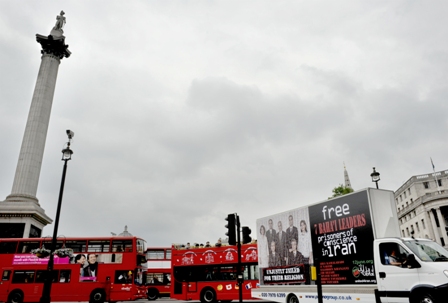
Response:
0,11,71,238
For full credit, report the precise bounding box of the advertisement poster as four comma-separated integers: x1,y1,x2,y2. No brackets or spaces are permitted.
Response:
73,253,123,282
256,207,312,285
308,191,376,284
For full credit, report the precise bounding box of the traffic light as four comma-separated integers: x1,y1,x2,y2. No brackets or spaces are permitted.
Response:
242,226,252,244
226,214,236,245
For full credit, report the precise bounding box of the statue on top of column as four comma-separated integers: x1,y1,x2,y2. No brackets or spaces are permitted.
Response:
53,11,66,32
37,10,71,58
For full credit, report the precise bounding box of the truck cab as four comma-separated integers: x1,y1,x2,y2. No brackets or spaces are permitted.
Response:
374,238,448,303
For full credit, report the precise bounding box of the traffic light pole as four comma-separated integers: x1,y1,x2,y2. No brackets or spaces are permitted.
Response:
226,213,250,303
236,215,243,303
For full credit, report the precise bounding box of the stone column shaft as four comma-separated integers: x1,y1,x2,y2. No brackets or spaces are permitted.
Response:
7,54,61,203
429,210,441,245
436,208,448,246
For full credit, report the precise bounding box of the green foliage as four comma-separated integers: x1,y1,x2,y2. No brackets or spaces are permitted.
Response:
329,185,353,199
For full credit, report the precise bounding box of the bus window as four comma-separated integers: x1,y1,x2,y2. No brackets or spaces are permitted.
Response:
163,273,171,284
219,266,236,280
35,271,45,283
18,241,41,253
112,240,132,252
166,249,172,259
60,270,71,283
134,268,143,285
65,240,87,252
2,270,11,281
0,241,18,253
88,240,110,252
137,239,145,254
42,240,64,250
137,255,147,266
147,250,165,260
147,273,164,284
115,270,133,284
12,271,35,283
243,264,259,280
36,270,59,283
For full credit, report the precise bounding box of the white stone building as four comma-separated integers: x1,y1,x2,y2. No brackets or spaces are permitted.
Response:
395,169,448,247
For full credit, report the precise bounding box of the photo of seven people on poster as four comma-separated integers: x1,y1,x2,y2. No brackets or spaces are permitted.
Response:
257,208,313,285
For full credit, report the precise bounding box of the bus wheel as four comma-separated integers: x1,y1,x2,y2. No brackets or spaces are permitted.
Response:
200,288,216,303
287,294,299,303
89,289,106,303
8,290,23,303
147,288,159,300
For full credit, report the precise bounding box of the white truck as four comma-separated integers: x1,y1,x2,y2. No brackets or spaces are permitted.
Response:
251,188,448,303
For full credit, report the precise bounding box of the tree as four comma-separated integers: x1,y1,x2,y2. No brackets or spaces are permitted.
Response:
329,185,353,199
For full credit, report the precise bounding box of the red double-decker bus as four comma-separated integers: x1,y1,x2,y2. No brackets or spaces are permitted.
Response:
145,247,171,300
0,236,147,303
171,243,259,303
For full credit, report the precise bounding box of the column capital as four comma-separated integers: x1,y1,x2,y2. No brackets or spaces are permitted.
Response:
36,34,71,60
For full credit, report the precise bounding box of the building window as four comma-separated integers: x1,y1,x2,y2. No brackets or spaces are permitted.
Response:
406,202,409,207
400,195,403,201
408,188,411,195
416,222,420,232
396,198,399,204
404,192,407,198
410,198,413,203
423,182,429,189
413,211,416,217
438,179,442,186
406,227,410,236
422,219,425,229
402,230,405,237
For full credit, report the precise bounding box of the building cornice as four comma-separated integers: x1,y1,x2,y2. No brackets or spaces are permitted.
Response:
397,191,448,218
395,169,448,195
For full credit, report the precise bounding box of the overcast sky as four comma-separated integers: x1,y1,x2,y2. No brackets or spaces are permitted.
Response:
1,1,447,247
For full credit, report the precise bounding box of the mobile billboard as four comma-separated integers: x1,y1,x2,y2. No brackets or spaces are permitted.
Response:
256,190,376,285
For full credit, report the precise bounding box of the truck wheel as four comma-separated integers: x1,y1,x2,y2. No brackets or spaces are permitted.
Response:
147,288,159,300
8,291,23,303
89,289,106,303
287,294,299,303
416,294,435,303
201,288,216,303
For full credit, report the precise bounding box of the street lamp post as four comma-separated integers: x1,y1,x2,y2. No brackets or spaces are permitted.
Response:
39,130,74,303
370,167,380,189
